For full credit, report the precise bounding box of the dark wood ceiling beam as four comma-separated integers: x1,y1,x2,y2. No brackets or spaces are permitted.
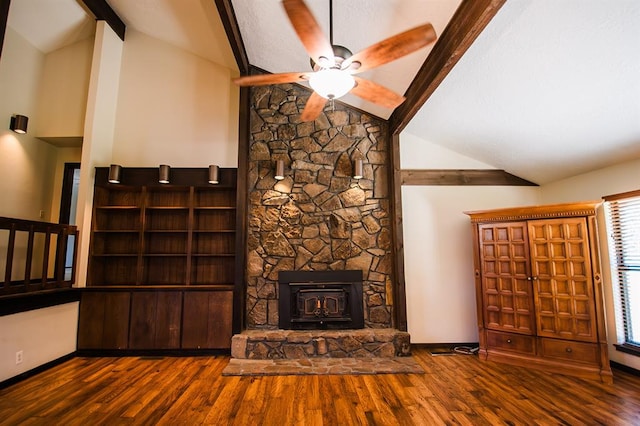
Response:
389,0,506,135
401,169,538,186
215,0,249,75
0,0,9,59
81,0,126,41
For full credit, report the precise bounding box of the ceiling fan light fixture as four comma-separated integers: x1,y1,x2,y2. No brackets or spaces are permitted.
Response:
308,69,355,100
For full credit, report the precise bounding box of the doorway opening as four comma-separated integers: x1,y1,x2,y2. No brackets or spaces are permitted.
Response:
59,162,80,279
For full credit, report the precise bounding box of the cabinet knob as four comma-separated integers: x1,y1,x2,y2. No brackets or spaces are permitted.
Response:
566,347,572,353
507,339,512,344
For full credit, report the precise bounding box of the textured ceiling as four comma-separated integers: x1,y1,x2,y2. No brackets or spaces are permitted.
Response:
404,0,640,184
5,0,640,185
231,0,460,119
7,0,95,53
107,0,236,67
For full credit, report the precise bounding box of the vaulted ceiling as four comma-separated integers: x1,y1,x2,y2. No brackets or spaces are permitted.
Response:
5,0,640,185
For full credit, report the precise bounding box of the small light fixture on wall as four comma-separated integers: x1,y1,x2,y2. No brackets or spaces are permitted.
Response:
159,164,170,184
108,164,122,184
274,160,285,180
10,114,28,134
353,159,363,180
208,165,219,184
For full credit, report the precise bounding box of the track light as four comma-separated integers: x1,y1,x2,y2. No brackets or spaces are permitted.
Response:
353,159,363,180
108,164,122,184
10,114,28,134
275,160,285,180
209,165,219,184
159,164,170,184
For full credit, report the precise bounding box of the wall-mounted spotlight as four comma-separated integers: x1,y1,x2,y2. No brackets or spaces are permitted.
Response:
159,164,170,184
274,160,285,180
108,164,122,184
10,115,28,134
353,159,363,180
208,165,219,184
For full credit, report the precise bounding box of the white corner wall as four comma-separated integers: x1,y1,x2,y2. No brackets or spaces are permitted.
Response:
400,132,541,343
401,128,640,370
0,303,79,382
75,21,124,288
112,29,239,167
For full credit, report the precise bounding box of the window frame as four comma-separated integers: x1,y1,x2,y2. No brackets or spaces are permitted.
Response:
604,189,640,357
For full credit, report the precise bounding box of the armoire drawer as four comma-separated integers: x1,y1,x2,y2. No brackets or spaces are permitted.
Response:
486,330,535,355
539,338,600,365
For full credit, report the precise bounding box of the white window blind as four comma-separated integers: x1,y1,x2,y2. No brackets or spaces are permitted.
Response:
604,190,640,348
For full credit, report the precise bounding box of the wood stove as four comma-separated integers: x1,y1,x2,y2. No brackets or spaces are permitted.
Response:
278,270,364,330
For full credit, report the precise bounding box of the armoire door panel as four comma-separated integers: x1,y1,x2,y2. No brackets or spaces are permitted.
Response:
529,218,597,342
478,222,534,334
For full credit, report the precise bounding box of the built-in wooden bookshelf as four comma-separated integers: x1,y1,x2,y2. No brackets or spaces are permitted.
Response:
79,167,237,351
88,168,237,287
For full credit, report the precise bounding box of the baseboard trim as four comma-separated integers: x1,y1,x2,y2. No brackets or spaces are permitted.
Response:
0,352,76,390
611,360,640,377
412,342,479,350
76,348,231,357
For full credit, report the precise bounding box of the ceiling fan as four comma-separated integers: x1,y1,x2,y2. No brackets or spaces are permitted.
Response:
233,0,437,121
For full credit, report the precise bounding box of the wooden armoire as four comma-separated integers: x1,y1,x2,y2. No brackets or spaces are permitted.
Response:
465,201,612,383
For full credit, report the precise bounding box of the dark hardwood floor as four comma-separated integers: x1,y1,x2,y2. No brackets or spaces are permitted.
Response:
1,348,639,425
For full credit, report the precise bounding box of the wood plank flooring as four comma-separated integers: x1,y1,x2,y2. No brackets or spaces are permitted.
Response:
1,349,639,425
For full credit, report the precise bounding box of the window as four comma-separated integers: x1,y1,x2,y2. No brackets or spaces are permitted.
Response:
604,190,640,353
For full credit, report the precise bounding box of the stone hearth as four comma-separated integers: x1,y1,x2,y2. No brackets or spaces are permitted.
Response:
222,356,424,376
231,329,411,359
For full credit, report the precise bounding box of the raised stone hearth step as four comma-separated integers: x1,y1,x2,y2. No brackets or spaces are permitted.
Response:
222,357,425,376
231,329,411,359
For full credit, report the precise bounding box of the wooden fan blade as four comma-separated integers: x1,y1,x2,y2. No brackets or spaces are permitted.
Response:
343,23,437,74
283,0,335,67
301,91,327,121
233,72,311,87
351,77,405,109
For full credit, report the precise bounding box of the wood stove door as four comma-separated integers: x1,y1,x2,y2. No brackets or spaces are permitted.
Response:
297,289,349,321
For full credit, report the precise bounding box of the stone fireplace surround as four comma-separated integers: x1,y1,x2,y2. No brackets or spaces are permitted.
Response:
245,83,395,331
234,82,413,363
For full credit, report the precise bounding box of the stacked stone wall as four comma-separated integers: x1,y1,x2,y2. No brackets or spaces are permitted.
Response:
246,83,393,329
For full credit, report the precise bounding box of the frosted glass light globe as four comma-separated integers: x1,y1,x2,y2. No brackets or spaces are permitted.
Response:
309,69,355,100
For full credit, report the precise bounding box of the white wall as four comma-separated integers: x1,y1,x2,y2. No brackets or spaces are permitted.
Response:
400,132,541,343
0,27,56,221
0,27,85,383
112,29,239,167
75,21,124,288
0,303,78,382
36,37,93,139
540,158,640,370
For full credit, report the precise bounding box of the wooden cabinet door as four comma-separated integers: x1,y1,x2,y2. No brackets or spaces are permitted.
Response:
129,291,182,349
529,218,597,342
478,222,535,334
182,291,233,349
77,291,130,349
